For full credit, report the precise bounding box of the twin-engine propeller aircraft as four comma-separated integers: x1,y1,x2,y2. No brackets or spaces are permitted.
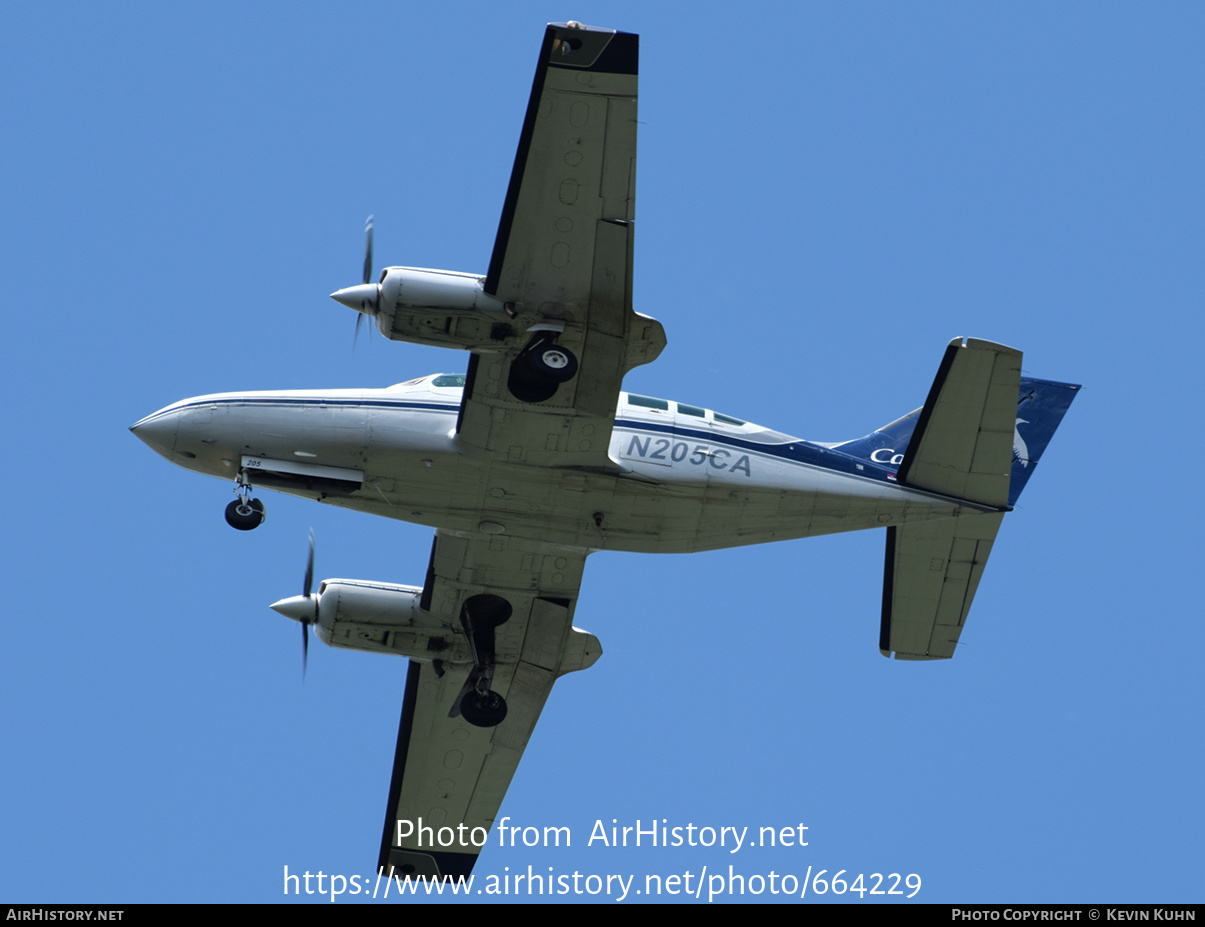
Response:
131,22,1078,880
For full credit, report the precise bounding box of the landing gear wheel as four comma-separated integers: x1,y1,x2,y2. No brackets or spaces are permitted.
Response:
225,498,265,531
459,689,508,728
526,343,578,383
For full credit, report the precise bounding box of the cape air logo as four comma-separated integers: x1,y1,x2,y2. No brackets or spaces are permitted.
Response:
1013,418,1030,468
870,448,905,466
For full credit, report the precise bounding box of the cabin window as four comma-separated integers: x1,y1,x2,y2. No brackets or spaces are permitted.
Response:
627,394,669,411
677,403,706,418
432,374,466,388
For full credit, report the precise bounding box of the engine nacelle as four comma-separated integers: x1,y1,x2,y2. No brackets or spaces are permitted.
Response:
375,267,510,351
296,579,471,662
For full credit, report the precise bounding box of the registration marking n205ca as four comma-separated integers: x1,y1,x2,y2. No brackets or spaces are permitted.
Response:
621,435,753,476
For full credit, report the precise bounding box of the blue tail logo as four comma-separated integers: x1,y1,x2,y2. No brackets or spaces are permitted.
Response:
1006,380,1079,504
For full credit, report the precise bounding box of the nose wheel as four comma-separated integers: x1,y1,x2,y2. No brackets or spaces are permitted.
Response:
225,498,265,530
225,470,266,530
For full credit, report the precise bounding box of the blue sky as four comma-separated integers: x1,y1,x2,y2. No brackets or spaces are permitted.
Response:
3,2,1202,904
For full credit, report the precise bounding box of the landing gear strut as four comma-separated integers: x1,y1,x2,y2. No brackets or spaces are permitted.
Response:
453,594,511,728
225,470,266,531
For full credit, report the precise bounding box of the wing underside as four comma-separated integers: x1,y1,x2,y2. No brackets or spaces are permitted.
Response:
378,532,599,879
456,23,663,469
380,24,653,879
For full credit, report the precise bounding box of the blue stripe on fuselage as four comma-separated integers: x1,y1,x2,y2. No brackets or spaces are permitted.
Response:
152,395,901,486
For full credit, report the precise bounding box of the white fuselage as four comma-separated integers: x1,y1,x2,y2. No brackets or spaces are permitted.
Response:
131,374,976,555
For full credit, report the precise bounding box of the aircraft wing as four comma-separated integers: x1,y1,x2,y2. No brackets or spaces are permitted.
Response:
457,23,665,469
378,531,600,880
379,25,652,879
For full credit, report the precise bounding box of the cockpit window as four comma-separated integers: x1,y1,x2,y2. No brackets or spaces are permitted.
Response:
627,394,669,411
432,374,466,388
714,412,746,426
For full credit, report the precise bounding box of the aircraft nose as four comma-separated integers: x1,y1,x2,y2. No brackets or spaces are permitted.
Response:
130,408,179,459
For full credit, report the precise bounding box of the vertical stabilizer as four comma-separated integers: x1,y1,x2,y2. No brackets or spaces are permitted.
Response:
1006,378,1080,505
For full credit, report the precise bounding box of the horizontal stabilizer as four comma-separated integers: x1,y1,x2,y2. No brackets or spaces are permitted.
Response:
880,511,1005,660
898,338,1022,509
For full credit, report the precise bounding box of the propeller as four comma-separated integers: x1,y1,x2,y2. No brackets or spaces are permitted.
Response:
330,216,381,347
301,529,316,674
355,216,374,347
269,530,320,679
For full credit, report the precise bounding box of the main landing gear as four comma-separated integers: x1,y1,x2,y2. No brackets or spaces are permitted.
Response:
525,341,578,382
460,687,508,727
225,470,265,531
454,594,512,728
507,333,579,403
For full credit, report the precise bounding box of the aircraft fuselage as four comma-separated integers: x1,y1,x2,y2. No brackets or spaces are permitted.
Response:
132,374,980,555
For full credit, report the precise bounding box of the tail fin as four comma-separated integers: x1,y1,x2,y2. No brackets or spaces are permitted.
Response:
833,409,921,468
1007,378,1080,505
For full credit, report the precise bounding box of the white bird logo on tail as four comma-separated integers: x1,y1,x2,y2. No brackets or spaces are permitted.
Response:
1014,418,1030,468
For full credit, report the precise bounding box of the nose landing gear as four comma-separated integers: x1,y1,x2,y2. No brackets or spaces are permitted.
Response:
225,471,266,530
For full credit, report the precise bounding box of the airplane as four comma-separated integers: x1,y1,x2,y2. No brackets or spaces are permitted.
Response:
130,22,1079,881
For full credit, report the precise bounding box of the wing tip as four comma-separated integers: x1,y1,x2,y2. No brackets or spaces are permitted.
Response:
545,22,637,74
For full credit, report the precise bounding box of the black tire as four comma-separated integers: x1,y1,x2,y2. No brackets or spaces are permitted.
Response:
526,343,578,383
459,689,508,728
225,498,265,531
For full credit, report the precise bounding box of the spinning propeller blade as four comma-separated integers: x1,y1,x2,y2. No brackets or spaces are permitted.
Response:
269,531,322,680
362,215,374,286
331,216,380,348
301,529,316,677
